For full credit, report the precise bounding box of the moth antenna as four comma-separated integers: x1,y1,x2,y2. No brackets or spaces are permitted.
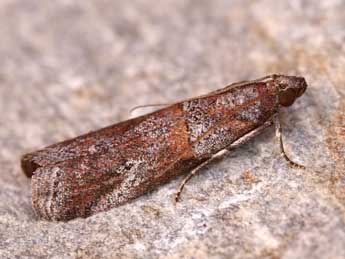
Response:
129,103,171,116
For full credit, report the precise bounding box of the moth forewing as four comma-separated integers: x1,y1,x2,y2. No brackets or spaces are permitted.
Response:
22,74,307,221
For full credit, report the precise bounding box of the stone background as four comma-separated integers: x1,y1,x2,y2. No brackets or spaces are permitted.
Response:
0,0,344,258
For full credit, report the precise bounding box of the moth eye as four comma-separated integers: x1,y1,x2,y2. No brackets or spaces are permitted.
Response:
297,86,306,97
279,88,296,106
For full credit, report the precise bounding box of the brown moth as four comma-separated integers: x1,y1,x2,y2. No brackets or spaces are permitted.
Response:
21,74,307,221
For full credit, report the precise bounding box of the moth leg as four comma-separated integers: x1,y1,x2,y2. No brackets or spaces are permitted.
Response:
175,149,229,203
175,118,274,202
274,112,305,169
226,119,274,152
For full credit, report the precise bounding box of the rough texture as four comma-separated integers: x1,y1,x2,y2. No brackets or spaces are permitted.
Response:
0,0,344,258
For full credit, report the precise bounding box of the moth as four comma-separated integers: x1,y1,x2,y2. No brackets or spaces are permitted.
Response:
21,74,307,221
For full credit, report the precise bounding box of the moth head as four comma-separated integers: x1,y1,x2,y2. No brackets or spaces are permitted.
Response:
274,75,307,107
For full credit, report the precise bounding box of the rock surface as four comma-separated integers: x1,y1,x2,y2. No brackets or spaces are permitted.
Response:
0,0,345,258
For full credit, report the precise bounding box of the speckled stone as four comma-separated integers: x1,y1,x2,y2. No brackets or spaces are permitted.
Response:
1,0,345,258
